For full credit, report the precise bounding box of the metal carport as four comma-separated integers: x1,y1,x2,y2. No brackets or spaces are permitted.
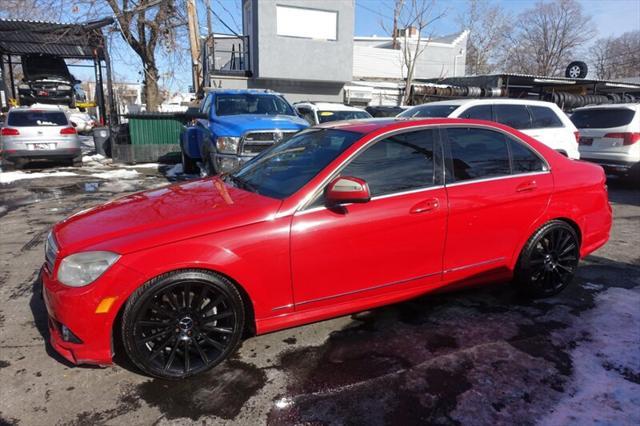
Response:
0,17,116,126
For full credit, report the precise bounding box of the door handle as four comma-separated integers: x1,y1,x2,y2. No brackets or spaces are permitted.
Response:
410,198,439,214
516,180,537,192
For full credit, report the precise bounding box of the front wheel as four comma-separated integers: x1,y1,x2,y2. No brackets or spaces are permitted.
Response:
515,221,580,298
121,270,245,379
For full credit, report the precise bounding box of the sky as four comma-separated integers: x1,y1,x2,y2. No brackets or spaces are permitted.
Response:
67,0,640,93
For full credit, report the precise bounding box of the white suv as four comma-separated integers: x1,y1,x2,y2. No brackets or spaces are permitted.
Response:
571,104,639,181
399,99,580,159
294,102,372,126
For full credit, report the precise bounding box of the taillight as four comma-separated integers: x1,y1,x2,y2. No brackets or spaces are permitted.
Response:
1,127,20,136
603,132,640,145
573,131,580,143
60,127,77,135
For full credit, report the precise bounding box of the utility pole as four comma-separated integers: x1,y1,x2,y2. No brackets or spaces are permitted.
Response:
205,0,213,38
186,0,202,94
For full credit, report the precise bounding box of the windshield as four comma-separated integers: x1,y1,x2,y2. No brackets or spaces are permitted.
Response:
228,129,362,199
398,104,460,118
8,111,68,127
317,110,372,123
215,94,296,116
570,108,636,129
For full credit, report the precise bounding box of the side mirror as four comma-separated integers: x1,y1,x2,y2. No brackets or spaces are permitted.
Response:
325,176,371,205
184,107,208,120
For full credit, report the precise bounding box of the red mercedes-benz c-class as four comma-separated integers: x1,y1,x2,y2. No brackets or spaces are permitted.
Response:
41,118,611,379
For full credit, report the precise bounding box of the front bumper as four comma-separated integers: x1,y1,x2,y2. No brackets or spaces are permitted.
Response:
41,262,139,366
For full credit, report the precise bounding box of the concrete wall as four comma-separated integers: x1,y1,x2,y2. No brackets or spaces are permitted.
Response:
353,32,468,80
209,76,344,103
244,0,354,83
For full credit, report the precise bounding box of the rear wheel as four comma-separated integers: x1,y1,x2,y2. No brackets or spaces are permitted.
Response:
121,270,245,379
515,221,580,298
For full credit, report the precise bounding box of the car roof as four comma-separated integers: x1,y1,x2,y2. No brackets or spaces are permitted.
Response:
206,89,283,96
316,117,506,133
295,102,366,112
572,103,640,111
408,98,559,107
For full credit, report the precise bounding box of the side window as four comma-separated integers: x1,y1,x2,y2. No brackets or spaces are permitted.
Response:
297,107,316,125
529,106,563,128
494,105,532,130
509,139,545,173
341,130,435,197
200,94,213,114
446,127,510,181
461,105,493,121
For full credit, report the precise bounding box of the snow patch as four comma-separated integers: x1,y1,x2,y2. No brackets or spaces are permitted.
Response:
121,163,161,169
90,169,140,180
0,171,78,184
165,163,183,177
582,282,604,291
541,286,640,425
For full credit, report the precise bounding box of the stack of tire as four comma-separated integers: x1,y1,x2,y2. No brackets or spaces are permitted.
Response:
544,92,638,109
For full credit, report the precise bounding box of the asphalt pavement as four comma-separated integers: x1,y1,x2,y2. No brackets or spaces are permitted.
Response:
0,152,638,425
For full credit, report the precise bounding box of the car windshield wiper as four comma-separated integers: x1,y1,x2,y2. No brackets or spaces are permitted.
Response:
226,174,259,194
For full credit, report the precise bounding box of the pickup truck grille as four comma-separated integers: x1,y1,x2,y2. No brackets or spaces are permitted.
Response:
241,130,297,155
45,232,58,273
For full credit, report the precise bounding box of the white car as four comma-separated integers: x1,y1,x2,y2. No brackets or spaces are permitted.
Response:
571,103,639,181
67,111,95,134
399,99,580,159
294,102,372,125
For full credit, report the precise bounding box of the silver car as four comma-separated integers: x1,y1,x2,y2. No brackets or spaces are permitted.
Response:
1,107,82,168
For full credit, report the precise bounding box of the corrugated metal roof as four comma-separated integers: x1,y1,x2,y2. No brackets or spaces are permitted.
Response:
0,18,107,59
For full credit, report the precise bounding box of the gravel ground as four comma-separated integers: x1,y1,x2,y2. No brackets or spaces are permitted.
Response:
0,148,638,425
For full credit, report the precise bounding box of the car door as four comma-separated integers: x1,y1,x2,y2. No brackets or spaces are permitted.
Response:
290,128,447,309
442,126,553,283
196,93,214,159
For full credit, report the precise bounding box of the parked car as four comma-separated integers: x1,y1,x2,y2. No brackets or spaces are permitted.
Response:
18,55,81,108
294,102,372,125
1,106,81,168
571,103,639,182
399,99,581,159
67,111,96,134
42,117,610,379
180,89,309,175
365,105,408,117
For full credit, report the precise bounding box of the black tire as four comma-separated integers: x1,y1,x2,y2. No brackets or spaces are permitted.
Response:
121,269,245,379
71,156,83,167
514,220,580,298
565,61,588,79
181,150,198,175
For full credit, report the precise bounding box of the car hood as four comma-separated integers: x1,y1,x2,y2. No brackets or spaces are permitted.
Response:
53,177,282,255
212,114,309,135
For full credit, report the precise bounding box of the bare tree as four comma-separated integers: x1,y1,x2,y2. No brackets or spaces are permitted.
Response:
104,0,186,111
392,0,445,104
503,0,595,76
456,0,511,75
591,31,640,80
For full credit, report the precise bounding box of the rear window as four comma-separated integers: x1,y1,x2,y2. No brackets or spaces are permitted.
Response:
399,104,460,118
8,111,68,127
570,108,636,129
317,110,371,123
529,106,563,128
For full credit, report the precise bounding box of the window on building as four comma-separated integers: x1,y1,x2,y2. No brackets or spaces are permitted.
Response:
276,6,338,41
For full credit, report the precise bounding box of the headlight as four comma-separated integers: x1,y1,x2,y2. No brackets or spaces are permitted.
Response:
18,84,31,90
57,85,72,90
57,251,120,287
216,136,240,154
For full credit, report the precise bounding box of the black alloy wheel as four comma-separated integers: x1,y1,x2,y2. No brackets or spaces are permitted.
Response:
121,270,245,379
515,221,580,298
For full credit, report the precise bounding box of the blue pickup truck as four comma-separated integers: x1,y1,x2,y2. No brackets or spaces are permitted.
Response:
181,89,309,175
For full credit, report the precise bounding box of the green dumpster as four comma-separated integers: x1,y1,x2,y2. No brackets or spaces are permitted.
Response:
114,112,187,163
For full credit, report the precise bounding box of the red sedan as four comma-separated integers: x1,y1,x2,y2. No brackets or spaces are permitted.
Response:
42,118,611,379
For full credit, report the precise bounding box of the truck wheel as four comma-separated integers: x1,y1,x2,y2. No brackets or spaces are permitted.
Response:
181,150,198,175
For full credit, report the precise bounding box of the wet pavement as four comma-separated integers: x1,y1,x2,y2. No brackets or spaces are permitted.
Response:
0,152,638,425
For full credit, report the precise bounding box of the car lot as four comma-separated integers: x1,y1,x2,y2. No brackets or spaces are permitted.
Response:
0,143,638,425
